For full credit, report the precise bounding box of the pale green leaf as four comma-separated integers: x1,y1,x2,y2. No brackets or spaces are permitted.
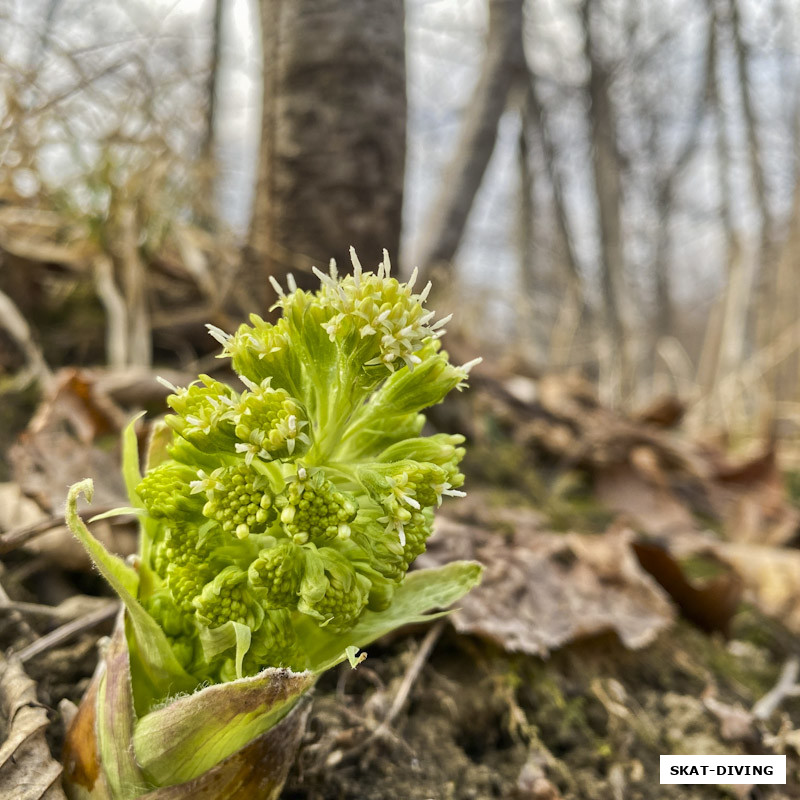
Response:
298,561,483,673
145,419,174,472
123,412,146,504
88,506,145,523
96,622,149,798
199,621,252,678
65,481,195,707
133,667,314,786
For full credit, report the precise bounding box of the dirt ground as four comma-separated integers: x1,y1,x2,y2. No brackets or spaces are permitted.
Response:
281,612,800,800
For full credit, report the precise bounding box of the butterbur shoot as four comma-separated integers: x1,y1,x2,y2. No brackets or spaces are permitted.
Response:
62,249,482,800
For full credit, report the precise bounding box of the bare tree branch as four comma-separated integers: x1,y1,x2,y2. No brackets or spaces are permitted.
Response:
416,0,526,282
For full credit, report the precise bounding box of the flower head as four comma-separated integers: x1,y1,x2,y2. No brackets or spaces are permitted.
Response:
69,251,477,687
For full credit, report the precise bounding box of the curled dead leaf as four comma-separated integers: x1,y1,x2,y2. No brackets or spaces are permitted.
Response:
632,540,743,635
0,654,66,800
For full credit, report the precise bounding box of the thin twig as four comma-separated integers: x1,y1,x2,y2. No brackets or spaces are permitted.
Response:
12,602,119,664
349,619,446,755
0,504,119,555
0,598,116,623
753,657,800,721
379,620,446,733
0,287,52,387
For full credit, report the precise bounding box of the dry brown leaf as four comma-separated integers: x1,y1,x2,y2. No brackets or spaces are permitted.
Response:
632,541,743,635
420,518,674,657
27,369,127,444
4,368,139,567
595,463,697,537
708,543,800,632
0,482,47,531
468,371,798,550
634,395,686,429
0,654,66,800
10,424,126,516
707,448,799,546
664,533,800,635
0,480,135,569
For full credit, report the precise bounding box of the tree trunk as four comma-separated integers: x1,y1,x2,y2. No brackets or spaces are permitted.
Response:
416,0,526,281
246,0,406,305
202,0,224,162
525,83,586,305
582,0,629,402
727,0,778,408
523,82,587,368
198,0,224,228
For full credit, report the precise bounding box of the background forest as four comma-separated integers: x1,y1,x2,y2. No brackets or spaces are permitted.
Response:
2,1,800,798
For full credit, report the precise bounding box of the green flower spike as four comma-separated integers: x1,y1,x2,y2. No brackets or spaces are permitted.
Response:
194,462,275,539
277,470,358,545
298,548,371,633
194,566,265,631
233,377,310,464
161,374,238,452
248,540,305,609
137,462,202,520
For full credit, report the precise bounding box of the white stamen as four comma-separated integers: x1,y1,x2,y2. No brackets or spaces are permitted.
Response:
205,324,231,346
268,276,285,297
156,375,179,393
461,357,483,373
349,247,363,288
402,494,421,510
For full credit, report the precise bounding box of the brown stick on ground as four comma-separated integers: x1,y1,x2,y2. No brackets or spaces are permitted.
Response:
12,602,119,664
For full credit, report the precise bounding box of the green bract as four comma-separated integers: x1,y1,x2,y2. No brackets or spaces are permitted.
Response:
63,250,481,799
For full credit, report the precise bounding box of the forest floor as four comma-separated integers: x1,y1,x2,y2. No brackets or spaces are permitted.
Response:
2,366,800,799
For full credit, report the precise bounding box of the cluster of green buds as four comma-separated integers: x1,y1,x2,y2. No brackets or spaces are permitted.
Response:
63,250,481,799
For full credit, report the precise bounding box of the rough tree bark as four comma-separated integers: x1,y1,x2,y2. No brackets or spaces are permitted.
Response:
245,0,406,306
416,0,526,281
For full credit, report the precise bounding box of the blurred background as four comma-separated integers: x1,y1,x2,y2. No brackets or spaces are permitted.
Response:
3,3,800,797
3,0,800,439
